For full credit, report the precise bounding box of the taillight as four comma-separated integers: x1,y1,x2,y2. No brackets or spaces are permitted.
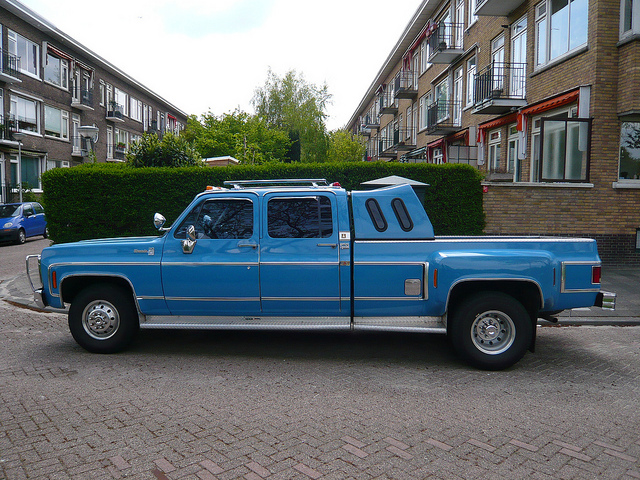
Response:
592,266,602,284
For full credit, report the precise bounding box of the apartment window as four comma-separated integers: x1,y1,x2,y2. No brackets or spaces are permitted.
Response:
456,0,465,29
435,79,449,123
11,154,41,190
619,122,640,180
488,130,501,172
44,105,69,140
8,30,39,77
115,88,129,116
10,95,39,133
419,92,431,131
511,17,528,97
433,147,444,164
130,97,143,122
535,0,588,67
44,53,68,89
99,81,105,106
420,40,430,74
72,114,81,154
469,0,478,26
106,126,113,159
622,0,640,36
466,56,476,106
539,114,592,182
508,125,522,181
453,67,463,126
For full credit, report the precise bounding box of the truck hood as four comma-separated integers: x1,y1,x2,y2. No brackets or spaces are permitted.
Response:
41,236,167,263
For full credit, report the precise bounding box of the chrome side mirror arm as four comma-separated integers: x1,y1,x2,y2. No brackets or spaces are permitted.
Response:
182,225,196,254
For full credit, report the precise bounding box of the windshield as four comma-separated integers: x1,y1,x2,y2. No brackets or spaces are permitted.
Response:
0,205,20,218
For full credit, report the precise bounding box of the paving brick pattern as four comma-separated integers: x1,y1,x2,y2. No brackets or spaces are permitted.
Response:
1,300,640,479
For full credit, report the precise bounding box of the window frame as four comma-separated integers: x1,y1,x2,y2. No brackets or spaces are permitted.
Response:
618,121,640,181
44,52,69,90
621,0,640,38
535,0,589,68
539,115,592,182
10,94,40,135
44,105,69,140
7,30,40,78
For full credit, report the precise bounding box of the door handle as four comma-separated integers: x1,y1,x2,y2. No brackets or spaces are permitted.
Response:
317,243,337,248
238,241,257,249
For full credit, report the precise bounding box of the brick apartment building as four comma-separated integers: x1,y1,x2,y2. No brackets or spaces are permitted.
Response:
0,0,188,203
347,0,640,264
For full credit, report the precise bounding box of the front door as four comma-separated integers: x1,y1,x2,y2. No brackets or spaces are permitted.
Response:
161,194,260,316
260,192,343,317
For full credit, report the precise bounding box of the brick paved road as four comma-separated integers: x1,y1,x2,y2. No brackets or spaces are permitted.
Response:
1,300,639,480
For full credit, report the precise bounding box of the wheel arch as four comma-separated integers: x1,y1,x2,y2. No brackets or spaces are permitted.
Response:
446,279,543,330
61,274,138,309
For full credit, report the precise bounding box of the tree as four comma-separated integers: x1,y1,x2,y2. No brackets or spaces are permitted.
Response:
252,69,331,162
327,130,366,162
126,132,202,168
183,110,291,164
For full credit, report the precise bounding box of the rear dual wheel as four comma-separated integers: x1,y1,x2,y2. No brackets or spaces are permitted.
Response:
449,292,533,370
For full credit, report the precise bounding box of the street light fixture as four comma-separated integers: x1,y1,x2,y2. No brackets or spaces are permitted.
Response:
78,125,99,158
12,131,25,203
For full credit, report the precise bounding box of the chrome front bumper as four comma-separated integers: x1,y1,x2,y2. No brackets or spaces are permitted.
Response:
595,291,617,310
25,254,47,309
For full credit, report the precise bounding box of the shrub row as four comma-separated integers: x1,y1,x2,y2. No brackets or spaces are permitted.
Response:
42,162,485,243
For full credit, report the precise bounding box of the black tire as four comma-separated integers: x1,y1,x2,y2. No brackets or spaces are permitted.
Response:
68,284,139,353
15,228,26,245
449,292,533,370
43,227,49,239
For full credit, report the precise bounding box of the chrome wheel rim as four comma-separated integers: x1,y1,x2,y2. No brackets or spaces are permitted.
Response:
471,310,516,355
82,300,120,340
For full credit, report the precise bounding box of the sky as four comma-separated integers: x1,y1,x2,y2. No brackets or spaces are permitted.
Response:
19,0,421,131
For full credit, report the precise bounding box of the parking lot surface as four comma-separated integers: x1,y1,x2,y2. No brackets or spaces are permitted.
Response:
1,238,639,479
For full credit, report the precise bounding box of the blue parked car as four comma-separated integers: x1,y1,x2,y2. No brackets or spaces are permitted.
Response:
0,202,48,244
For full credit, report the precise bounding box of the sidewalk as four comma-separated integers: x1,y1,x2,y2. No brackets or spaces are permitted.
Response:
1,267,638,323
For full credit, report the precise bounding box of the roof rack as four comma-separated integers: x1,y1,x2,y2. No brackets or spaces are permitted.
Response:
223,179,329,189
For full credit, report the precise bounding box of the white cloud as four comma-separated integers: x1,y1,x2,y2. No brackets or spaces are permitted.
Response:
19,0,418,130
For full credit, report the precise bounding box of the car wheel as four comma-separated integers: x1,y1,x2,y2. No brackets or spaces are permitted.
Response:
449,292,533,370
15,229,26,245
68,284,139,353
43,227,49,239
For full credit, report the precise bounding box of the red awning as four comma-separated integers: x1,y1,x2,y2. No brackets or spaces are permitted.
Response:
478,112,518,131
47,44,73,62
447,129,468,143
520,89,579,116
427,137,445,149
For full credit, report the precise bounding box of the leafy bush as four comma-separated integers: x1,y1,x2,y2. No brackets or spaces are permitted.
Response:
126,132,202,167
41,162,484,243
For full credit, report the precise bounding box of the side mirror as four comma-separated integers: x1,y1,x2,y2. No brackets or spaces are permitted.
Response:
182,225,196,254
154,213,168,231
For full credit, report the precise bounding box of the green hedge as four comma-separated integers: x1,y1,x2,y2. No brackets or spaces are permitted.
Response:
42,162,484,244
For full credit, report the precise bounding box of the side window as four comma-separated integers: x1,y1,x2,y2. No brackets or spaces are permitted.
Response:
33,203,44,214
174,199,253,239
268,196,333,238
365,198,387,232
391,198,414,232
23,204,35,216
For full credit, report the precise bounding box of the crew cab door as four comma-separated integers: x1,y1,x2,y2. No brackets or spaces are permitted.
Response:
160,194,260,316
260,192,344,318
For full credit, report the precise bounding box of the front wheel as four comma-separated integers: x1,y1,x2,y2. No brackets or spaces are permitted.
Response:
15,228,26,245
68,284,139,353
449,292,533,370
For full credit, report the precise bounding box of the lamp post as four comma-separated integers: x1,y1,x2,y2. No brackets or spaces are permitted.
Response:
12,131,25,203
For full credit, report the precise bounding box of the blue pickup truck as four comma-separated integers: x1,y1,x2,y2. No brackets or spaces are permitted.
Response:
27,179,615,369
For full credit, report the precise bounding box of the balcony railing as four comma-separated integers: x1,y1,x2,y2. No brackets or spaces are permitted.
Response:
363,114,379,129
473,62,527,114
71,87,94,110
0,51,21,83
378,90,398,115
475,0,527,16
426,100,462,134
427,22,464,64
106,101,124,121
0,115,16,142
113,143,127,160
394,70,418,99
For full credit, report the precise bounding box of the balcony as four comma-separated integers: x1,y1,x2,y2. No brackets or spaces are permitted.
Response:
0,116,17,143
377,127,417,157
363,114,380,130
359,124,372,136
473,63,527,115
427,22,464,64
426,100,462,135
106,101,125,122
475,0,526,16
394,71,418,99
378,91,398,115
113,143,127,161
71,87,94,111
0,51,21,84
